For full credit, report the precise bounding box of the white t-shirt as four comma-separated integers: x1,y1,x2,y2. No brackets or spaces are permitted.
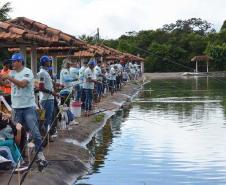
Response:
10,67,36,108
122,71,129,80
60,68,72,87
117,63,123,73
79,66,86,86
83,67,95,89
109,67,116,81
94,65,102,81
70,67,79,81
37,67,54,101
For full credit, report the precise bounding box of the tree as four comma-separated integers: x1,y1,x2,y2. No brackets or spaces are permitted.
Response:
162,18,215,35
205,43,226,71
0,1,11,21
220,20,226,31
0,1,12,65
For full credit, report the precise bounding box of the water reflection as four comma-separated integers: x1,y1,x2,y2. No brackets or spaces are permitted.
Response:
77,111,126,180
76,77,226,185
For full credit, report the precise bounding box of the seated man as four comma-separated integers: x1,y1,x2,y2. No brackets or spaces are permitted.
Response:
0,112,27,171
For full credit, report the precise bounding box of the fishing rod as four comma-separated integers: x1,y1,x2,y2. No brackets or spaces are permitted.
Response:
19,88,74,185
19,106,116,184
7,46,83,185
6,90,54,185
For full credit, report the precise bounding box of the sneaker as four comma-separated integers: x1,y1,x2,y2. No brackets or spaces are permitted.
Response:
49,135,55,142
36,152,48,172
14,164,28,173
69,120,79,126
51,131,58,138
37,152,46,161
0,155,12,170
36,159,48,172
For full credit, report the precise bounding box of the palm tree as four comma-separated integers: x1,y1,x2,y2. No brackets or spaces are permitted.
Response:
0,1,11,21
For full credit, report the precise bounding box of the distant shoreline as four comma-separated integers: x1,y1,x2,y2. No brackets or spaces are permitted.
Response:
144,72,226,80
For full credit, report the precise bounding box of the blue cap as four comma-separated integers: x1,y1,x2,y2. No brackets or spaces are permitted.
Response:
88,59,96,66
40,55,50,66
10,53,24,62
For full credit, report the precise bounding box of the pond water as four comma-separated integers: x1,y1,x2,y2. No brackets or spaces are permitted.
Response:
75,77,226,185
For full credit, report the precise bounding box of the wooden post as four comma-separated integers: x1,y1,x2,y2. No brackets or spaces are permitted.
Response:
207,76,209,89
52,57,58,78
206,60,209,73
31,45,37,78
81,58,85,66
20,46,27,67
195,61,198,73
141,62,144,73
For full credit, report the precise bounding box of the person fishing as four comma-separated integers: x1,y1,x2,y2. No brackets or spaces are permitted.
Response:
0,53,48,167
37,55,58,142
83,59,99,116
60,58,74,106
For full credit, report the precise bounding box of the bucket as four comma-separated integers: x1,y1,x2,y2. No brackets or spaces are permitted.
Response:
70,100,81,117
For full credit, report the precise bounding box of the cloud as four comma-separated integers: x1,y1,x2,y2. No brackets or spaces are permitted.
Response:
6,0,226,39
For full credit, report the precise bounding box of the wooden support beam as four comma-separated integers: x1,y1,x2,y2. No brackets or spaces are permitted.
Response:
20,45,27,67
52,57,58,79
141,62,144,73
195,61,198,73
31,45,37,78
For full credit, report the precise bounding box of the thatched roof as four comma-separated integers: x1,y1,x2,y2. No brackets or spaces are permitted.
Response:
191,55,213,62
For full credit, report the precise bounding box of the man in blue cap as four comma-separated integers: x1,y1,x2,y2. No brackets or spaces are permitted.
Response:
83,59,99,116
0,53,47,165
37,55,57,141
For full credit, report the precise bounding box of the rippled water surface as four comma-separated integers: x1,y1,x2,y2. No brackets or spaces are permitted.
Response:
76,77,226,185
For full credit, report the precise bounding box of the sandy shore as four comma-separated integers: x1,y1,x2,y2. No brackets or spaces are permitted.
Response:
144,72,184,80
1,81,143,185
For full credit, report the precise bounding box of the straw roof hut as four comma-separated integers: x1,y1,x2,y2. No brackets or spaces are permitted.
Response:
191,55,213,72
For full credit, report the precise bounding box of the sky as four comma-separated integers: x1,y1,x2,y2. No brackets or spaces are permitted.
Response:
3,0,226,39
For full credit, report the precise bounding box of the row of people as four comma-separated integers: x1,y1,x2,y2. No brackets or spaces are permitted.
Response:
60,58,142,114
0,52,142,172
0,53,48,172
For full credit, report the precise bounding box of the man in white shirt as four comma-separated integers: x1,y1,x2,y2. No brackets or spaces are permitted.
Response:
94,60,104,102
109,63,116,95
60,58,73,106
83,59,98,115
70,61,80,101
0,53,47,165
37,55,56,136
79,61,88,108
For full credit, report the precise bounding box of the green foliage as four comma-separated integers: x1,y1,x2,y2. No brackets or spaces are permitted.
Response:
0,1,12,64
93,113,105,123
205,43,226,71
0,1,11,21
0,48,10,67
103,18,224,72
162,18,215,35
220,20,226,31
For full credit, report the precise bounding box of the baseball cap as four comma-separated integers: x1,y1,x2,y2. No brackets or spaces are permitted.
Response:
10,53,24,62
